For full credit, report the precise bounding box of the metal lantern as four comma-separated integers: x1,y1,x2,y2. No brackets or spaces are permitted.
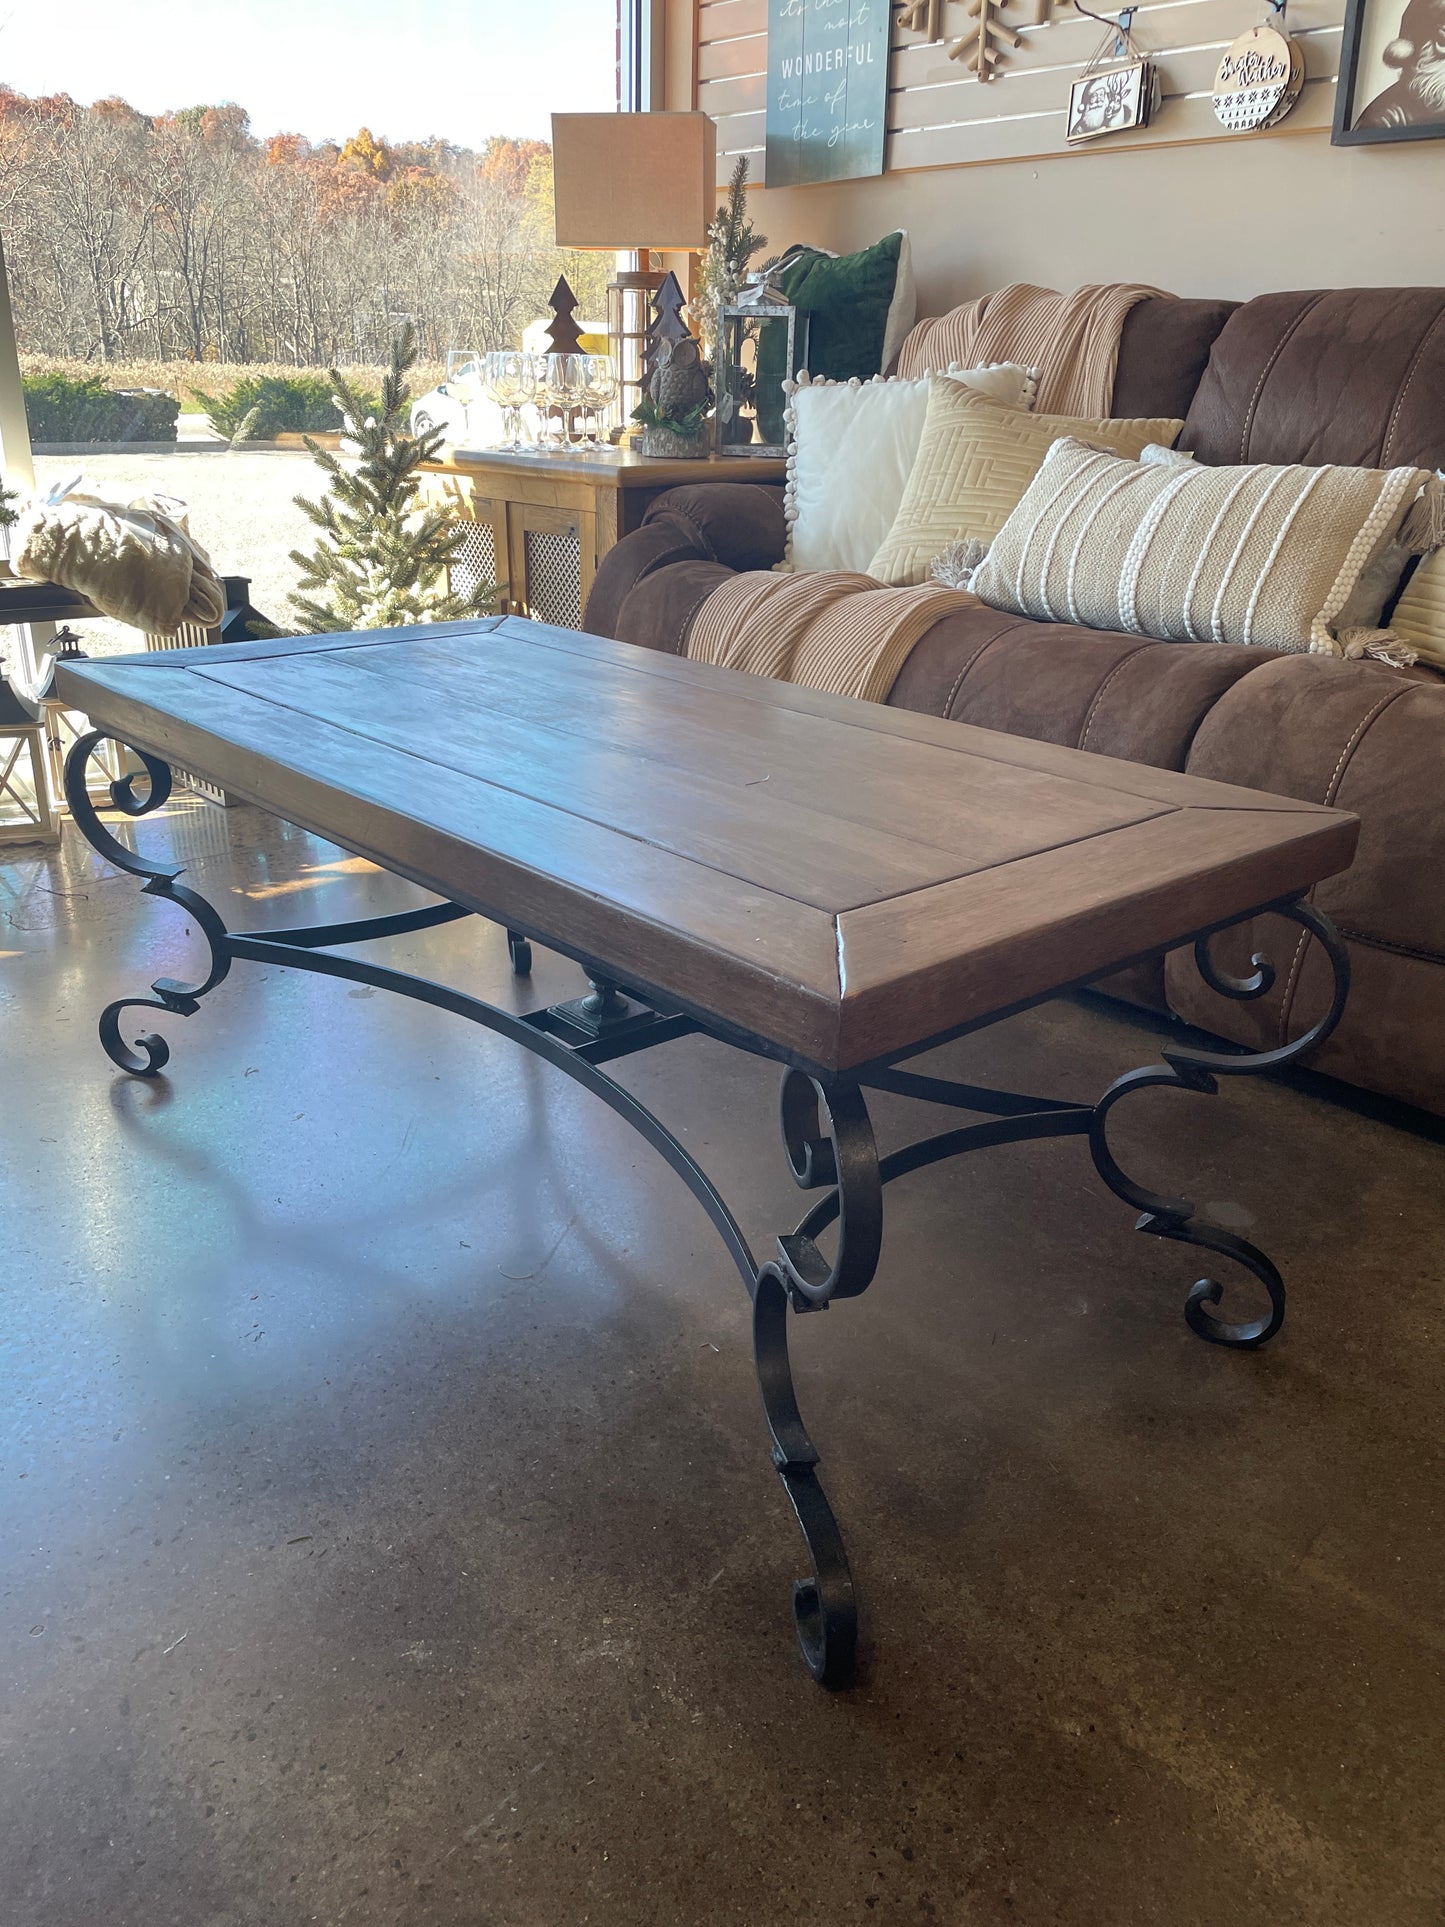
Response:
716,275,809,458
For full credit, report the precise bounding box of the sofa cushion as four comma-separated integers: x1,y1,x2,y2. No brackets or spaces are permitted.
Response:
883,603,1271,762
1110,296,1238,421
1181,288,1445,470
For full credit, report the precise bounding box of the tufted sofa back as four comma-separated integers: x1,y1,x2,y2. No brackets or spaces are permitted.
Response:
1179,289,1445,471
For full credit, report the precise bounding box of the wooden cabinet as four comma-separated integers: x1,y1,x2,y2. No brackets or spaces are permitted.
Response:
418,448,785,630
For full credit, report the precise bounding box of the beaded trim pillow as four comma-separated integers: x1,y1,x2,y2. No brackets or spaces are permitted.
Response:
780,364,1036,577
967,437,1439,656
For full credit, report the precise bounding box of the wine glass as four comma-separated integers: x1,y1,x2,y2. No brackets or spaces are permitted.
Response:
580,354,618,446
540,353,583,450
447,348,483,432
486,350,534,450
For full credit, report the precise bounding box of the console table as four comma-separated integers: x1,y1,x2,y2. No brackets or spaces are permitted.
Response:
418,447,785,629
56,616,1357,1688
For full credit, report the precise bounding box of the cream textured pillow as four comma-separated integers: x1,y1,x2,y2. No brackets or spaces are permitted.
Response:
867,382,1183,587
782,364,1035,575
1390,549,1445,669
968,437,1434,656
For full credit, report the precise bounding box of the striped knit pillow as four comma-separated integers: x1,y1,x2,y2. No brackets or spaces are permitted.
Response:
968,438,1433,656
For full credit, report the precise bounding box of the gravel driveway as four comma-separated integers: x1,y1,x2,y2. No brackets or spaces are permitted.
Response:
32,449,327,655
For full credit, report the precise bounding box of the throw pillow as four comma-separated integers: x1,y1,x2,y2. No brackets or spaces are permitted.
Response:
1389,548,1445,669
866,382,1183,587
783,363,1035,576
754,232,916,442
967,437,1434,656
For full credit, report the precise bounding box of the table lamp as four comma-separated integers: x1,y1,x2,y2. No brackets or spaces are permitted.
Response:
551,112,717,431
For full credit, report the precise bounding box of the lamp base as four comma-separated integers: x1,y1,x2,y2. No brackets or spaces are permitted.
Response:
609,267,668,428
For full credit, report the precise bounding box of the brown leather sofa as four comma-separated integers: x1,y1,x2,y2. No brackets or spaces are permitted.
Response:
584,289,1445,1117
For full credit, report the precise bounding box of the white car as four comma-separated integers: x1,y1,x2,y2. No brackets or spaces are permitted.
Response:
410,372,478,442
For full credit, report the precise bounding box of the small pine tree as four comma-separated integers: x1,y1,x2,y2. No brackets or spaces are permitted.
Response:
289,324,495,633
696,157,767,366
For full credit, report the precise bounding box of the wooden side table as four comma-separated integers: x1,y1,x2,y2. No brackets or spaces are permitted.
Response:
418,447,785,630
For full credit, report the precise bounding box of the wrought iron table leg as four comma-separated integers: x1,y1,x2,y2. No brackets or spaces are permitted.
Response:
1087,899,1351,1347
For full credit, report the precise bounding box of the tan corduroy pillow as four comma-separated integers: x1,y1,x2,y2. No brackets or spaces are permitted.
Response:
866,381,1183,587
1390,548,1445,669
968,438,1433,656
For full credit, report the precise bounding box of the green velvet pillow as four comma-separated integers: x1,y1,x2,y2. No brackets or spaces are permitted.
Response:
753,232,913,443
779,232,907,380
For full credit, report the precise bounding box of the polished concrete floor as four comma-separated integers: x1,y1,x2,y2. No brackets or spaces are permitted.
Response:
2,796,1443,1927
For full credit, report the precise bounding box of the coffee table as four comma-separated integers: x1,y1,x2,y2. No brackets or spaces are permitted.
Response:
57,616,1357,1687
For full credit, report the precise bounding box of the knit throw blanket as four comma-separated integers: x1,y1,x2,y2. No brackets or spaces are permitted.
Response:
687,569,979,705
12,490,225,636
897,282,1169,417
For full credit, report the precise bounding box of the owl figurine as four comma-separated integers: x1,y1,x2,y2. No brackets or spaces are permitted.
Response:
648,337,708,417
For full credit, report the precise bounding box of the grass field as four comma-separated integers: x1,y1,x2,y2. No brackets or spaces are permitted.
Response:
19,355,448,408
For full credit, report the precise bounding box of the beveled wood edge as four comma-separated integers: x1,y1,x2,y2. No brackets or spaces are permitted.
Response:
53,620,507,685
832,805,1361,1066
419,453,786,485
480,621,1346,818
58,666,848,1069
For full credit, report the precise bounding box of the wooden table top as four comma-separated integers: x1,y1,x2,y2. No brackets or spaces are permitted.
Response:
57,617,1359,1074
420,447,786,488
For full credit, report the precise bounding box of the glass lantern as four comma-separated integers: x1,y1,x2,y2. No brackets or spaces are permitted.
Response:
716,276,810,458
607,267,666,436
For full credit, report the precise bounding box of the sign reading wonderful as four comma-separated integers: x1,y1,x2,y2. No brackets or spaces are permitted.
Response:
765,0,890,187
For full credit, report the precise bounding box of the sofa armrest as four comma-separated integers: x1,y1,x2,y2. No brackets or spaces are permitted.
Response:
584,483,785,643
640,483,786,573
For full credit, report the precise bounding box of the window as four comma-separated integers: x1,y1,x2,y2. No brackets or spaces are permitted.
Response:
0,0,627,666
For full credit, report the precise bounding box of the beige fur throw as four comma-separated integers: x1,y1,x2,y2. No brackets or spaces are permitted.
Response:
11,490,225,635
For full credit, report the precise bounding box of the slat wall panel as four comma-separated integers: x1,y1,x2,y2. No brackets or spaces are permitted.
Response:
697,0,1343,177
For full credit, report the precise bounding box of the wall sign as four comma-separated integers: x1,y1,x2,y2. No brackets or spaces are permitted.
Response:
765,0,890,187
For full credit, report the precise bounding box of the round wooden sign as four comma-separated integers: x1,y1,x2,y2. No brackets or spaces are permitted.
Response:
1212,24,1300,132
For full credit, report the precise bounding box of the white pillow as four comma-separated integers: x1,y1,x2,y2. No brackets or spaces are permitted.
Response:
781,364,1036,576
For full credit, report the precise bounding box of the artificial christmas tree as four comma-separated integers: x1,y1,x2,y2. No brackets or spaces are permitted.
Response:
289,325,495,634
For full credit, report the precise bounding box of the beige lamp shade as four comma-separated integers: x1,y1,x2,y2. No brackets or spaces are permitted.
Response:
551,113,717,252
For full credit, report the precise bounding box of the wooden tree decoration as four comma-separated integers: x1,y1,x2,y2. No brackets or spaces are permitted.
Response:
545,275,584,354
645,271,691,381
947,0,1025,77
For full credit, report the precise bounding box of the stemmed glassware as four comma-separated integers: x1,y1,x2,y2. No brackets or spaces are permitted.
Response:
484,350,535,451
580,354,618,446
538,353,585,450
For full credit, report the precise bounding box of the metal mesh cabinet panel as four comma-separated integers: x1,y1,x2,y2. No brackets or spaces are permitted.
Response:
448,521,498,604
523,527,583,629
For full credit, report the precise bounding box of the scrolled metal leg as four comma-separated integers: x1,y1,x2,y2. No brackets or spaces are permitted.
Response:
748,1071,886,1685
753,1262,857,1686
64,732,233,1076
772,1068,882,1307
1089,898,1350,1347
